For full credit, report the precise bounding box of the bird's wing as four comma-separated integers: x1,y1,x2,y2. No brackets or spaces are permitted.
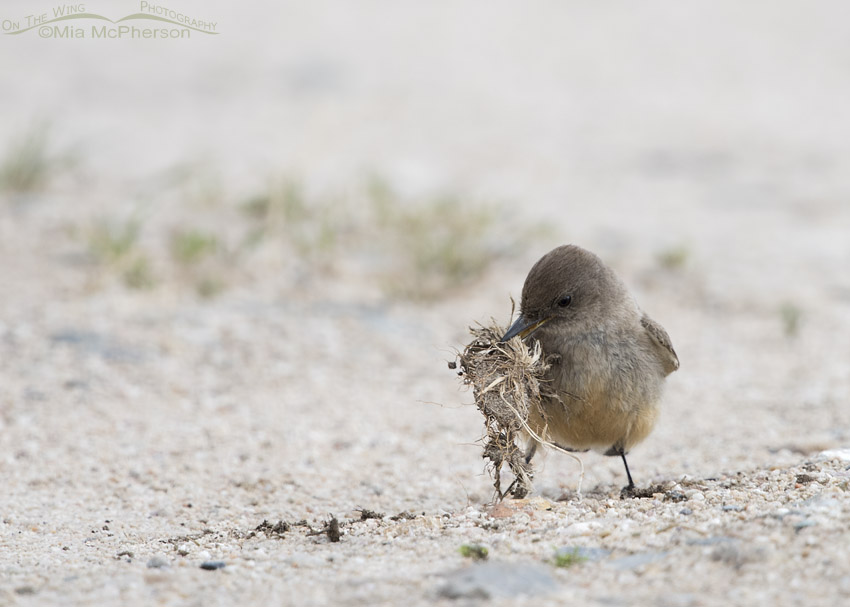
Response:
641,314,679,375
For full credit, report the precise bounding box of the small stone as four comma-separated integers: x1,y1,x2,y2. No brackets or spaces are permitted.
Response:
664,593,699,607
687,536,737,546
818,448,850,462
800,494,842,514
679,508,693,516
147,556,170,569
710,544,762,568
563,521,601,536
437,562,557,599
664,491,687,502
794,520,817,532
285,552,325,568
200,561,226,571
608,552,669,571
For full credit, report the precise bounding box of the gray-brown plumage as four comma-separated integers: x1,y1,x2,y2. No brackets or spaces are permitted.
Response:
501,244,679,488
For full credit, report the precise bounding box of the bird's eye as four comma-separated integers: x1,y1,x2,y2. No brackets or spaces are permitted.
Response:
558,295,572,307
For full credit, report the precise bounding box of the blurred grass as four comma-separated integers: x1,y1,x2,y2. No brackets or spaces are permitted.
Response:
241,175,546,300
780,302,802,337
171,230,219,265
241,178,341,262
78,171,547,301
0,122,75,194
86,217,156,290
656,245,690,271
372,188,515,299
122,256,155,290
88,218,142,264
552,547,587,568
170,229,229,297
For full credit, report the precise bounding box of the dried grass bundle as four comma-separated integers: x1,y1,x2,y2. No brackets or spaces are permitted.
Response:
456,321,552,499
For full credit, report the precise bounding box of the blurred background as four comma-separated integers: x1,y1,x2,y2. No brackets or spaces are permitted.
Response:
2,0,850,600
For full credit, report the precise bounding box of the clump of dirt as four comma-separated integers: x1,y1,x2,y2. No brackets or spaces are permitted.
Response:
358,509,384,521
389,511,417,521
456,320,552,500
324,516,341,542
620,483,672,500
305,516,341,541
252,519,290,538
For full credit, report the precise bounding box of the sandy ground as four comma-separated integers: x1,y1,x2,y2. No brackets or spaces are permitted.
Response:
2,1,850,605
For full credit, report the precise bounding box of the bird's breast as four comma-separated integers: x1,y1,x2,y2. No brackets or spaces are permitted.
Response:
531,326,665,450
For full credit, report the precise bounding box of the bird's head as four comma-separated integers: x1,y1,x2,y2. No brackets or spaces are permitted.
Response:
501,245,628,342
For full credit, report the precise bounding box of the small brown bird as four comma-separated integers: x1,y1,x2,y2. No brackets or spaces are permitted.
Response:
501,245,679,489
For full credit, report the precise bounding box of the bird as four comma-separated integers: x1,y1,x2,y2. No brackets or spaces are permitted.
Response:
500,244,679,491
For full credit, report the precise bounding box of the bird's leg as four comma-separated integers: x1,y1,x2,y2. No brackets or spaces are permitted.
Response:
604,445,635,491
619,451,635,490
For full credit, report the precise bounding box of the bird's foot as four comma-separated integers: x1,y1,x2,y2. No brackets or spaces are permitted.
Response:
619,484,638,499
620,484,669,499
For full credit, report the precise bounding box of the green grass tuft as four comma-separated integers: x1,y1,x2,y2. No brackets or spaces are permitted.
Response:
458,544,489,561
553,547,588,568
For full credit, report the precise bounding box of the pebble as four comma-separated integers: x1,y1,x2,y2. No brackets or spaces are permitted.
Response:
710,543,763,567
818,448,850,462
146,556,170,569
200,561,226,571
564,522,601,536
437,561,558,599
285,552,326,568
794,520,817,532
685,490,705,502
686,536,737,546
608,552,669,571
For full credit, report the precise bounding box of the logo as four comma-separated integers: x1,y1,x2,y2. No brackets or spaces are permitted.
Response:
2,2,219,39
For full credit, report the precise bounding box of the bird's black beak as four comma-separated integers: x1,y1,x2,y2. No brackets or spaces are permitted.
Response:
500,314,551,342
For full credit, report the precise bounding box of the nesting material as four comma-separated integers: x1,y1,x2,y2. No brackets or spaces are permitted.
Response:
457,320,552,499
